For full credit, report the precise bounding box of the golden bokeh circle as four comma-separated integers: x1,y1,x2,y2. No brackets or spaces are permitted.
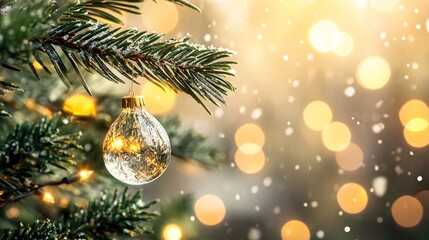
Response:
303,101,333,131
163,224,182,240
335,142,363,171
309,20,340,53
403,127,429,148
399,99,429,127
281,220,311,240
235,123,265,154
141,82,177,115
337,183,368,214
333,32,354,57
357,56,391,90
369,0,399,12
235,149,265,174
322,122,352,151
194,195,226,226
141,1,179,33
391,195,423,228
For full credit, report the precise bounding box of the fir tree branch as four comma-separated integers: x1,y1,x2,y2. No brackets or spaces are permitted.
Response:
160,116,224,169
39,21,236,113
0,114,82,192
63,0,200,25
0,219,59,240
0,189,159,239
0,80,23,95
59,188,159,239
0,0,70,64
0,170,92,206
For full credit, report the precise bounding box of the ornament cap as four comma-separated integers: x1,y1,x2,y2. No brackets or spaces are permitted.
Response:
122,96,145,108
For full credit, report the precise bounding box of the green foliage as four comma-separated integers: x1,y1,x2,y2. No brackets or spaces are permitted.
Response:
150,194,199,240
0,0,235,113
0,219,59,240
63,0,200,24
0,189,159,240
161,116,224,169
0,114,81,192
41,20,235,112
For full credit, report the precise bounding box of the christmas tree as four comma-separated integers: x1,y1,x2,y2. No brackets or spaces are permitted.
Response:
0,0,235,239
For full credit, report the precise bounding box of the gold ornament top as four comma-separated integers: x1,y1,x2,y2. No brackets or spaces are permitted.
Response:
122,96,145,108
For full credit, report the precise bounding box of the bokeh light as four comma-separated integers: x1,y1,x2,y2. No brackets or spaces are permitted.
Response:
235,149,265,174
163,224,182,240
415,190,429,219
280,220,310,240
399,99,429,127
333,32,355,56
194,195,226,226
355,0,368,9
372,176,388,197
140,0,179,33
235,123,265,154
337,183,368,214
391,195,423,228
303,101,333,131
405,118,429,132
42,192,55,204
309,20,340,52
357,56,391,90
369,0,399,12
141,82,177,115
63,93,97,117
335,143,363,171
322,122,351,151
403,126,429,148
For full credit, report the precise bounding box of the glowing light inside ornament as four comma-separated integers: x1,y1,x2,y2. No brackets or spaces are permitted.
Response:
103,96,171,185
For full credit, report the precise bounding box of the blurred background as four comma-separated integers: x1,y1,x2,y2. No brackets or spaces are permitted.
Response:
14,0,429,239
117,0,429,239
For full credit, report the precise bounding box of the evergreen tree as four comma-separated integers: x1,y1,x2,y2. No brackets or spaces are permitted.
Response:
0,0,235,239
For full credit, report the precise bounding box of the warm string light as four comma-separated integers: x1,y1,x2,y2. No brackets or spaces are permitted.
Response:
42,192,55,204
163,224,183,240
63,93,97,117
0,169,93,206
79,170,94,181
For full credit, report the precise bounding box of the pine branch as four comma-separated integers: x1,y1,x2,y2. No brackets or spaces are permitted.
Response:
39,21,235,112
0,189,159,239
0,80,23,95
0,219,59,240
59,188,158,239
0,114,82,192
0,0,69,64
0,102,11,117
160,116,224,169
63,0,200,25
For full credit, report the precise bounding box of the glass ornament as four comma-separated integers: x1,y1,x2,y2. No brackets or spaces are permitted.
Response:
102,95,171,185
